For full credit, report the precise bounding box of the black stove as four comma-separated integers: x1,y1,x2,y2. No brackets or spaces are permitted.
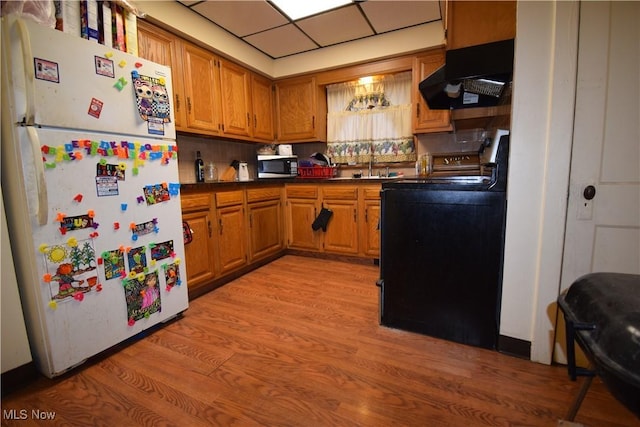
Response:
377,135,509,349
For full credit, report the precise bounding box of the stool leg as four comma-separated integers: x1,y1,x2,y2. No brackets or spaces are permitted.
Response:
565,374,594,421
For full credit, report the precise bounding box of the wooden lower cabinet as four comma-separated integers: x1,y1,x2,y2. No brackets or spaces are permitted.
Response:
359,186,381,258
284,183,379,258
215,190,247,275
181,183,379,298
321,186,359,255
181,194,216,297
285,185,321,251
247,187,283,262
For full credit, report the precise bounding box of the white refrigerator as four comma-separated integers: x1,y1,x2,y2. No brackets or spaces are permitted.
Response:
1,15,189,378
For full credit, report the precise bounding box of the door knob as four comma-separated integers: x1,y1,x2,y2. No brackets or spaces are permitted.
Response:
583,185,596,200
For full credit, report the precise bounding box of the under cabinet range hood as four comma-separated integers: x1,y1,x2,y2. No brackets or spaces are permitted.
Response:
419,39,515,110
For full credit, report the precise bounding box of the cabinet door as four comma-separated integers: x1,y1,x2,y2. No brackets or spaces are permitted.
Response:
136,21,186,129
285,198,321,250
361,199,381,257
322,199,359,255
276,76,318,141
446,1,516,50
219,59,252,138
248,199,282,261
251,73,275,141
182,209,215,297
413,51,452,133
216,205,247,275
181,42,221,134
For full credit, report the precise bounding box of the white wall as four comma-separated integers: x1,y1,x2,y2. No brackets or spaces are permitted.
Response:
501,1,578,364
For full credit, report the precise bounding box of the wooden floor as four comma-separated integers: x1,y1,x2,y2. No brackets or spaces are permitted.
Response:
2,255,638,427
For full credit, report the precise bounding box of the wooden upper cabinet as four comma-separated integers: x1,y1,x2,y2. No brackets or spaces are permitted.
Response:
219,59,252,138
181,41,221,135
412,50,452,133
276,76,326,142
251,73,275,141
136,20,186,129
446,1,516,50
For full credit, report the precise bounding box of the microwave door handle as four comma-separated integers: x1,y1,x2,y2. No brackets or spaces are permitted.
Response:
16,18,36,124
25,127,48,225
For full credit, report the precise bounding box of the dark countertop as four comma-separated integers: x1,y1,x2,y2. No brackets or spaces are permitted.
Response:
180,176,405,191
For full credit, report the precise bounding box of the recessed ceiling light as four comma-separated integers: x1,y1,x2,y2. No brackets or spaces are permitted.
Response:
271,0,353,20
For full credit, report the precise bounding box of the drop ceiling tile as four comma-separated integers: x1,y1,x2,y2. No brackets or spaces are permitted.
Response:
244,24,318,58
360,1,442,33
297,5,374,47
191,1,288,37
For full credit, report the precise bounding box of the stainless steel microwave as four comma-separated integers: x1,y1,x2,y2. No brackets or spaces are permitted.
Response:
257,155,298,179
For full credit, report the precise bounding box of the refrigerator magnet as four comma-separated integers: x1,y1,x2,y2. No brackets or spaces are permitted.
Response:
94,56,115,78
95,176,119,197
34,58,59,83
88,98,104,119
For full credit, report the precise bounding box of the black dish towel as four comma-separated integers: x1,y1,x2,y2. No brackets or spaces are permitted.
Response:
312,207,333,232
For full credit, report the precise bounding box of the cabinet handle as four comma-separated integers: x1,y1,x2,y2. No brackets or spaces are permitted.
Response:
187,97,192,114
416,103,420,118
175,94,181,113
219,218,223,235
249,213,253,228
312,116,315,129
254,114,257,128
247,112,250,127
207,220,212,238
365,210,368,223
353,208,357,222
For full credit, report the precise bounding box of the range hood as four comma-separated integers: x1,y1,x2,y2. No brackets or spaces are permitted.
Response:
419,39,514,110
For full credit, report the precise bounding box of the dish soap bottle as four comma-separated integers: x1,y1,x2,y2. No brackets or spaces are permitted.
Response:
195,151,204,183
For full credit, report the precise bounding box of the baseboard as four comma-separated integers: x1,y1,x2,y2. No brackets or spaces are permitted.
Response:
498,335,531,359
1,362,38,397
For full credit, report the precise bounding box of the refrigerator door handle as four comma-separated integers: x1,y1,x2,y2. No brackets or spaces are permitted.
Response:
25,126,48,225
16,18,36,124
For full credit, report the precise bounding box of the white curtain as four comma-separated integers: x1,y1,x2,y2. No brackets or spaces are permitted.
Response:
326,71,415,164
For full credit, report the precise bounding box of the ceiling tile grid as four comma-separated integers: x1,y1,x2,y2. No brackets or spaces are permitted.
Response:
177,0,443,59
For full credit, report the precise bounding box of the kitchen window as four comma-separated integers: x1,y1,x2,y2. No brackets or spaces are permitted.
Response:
326,71,415,164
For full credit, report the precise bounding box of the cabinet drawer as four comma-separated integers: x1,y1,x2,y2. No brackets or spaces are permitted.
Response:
181,193,212,211
322,186,358,200
285,185,318,199
247,187,282,203
362,186,381,200
215,190,244,207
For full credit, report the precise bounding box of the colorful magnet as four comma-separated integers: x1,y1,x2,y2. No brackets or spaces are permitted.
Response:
114,77,128,91
48,300,58,310
114,222,120,230
135,62,143,68
67,237,78,247
73,194,83,203
39,244,49,253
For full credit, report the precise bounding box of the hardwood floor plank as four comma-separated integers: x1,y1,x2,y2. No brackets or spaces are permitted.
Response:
2,255,637,427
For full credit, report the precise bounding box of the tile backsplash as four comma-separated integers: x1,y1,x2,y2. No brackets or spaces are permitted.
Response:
176,134,326,183
175,133,476,182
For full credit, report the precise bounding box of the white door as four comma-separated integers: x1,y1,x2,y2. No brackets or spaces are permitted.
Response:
554,1,640,363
